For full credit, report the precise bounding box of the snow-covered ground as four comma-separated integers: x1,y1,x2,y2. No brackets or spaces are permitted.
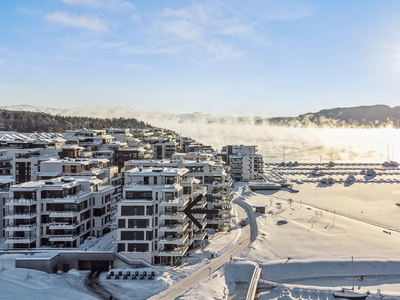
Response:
179,181,400,300
0,254,96,300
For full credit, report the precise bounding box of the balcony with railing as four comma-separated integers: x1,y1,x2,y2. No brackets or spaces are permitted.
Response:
212,189,233,197
213,197,232,206
49,211,79,217
5,223,37,231
158,234,188,245
193,231,207,240
191,198,207,209
159,221,189,232
5,210,37,218
212,180,233,188
190,186,207,197
5,235,37,243
159,195,189,207
159,212,185,221
158,244,189,256
49,234,78,241
48,222,79,230
219,209,231,215
6,198,37,206
0,155,12,161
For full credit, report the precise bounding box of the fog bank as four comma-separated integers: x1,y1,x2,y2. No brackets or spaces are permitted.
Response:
2,105,398,163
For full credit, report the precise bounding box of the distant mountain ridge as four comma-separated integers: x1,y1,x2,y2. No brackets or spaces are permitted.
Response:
0,104,399,131
268,105,400,127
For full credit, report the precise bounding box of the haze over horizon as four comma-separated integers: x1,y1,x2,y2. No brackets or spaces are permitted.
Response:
1,1,400,116
2,104,399,163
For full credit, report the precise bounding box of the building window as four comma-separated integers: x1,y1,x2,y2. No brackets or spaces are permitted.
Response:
121,206,145,216
127,243,148,252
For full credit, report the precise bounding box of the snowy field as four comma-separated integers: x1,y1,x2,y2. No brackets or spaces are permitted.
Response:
180,180,400,300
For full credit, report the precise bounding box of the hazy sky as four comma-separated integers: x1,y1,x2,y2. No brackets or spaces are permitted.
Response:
1,0,400,117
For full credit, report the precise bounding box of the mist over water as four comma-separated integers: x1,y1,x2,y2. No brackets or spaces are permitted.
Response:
3,105,399,163
168,123,398,163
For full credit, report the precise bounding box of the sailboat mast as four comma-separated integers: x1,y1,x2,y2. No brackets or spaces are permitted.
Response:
352,256,354,291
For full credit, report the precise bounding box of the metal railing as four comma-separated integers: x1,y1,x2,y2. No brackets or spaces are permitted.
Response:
0,156,12,160
49,234,78,240
5,210,37,217
246,266,261,300
49,211,78,217
6,236,36,242
6,199,36,204
5,223,37,230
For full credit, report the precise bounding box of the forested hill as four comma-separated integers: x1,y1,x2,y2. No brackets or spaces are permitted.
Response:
267,105,400,127
0,109,152,132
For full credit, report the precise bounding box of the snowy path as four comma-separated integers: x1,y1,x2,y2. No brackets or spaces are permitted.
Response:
148,205,252,300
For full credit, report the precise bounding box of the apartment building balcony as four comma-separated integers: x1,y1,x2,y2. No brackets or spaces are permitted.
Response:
125,183,178,189
159,234,189,245
230,161,242,167
79,141,102,147
159,212,185,221
213,203,232,211
5,211,37,219
211,190,232,197
192,219,207,230
41,193,90,202
6,198,36,205
5,235,37,243
192,201,207,209
208,217,231,225
5,223,37,231
49,211,79,217
48,222,79,230
159,221,189,232
159,196,189,207
0,155,13,161
212,180,233,188
190,186,207,197
158,245,189,256
213,196,232,205
193,231,207,241
0,164,12,169
218,208,232,215
49,235,78,241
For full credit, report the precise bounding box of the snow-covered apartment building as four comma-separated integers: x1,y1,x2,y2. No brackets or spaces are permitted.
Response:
4,176,114,249
116,166,208,265
0,176,14,238
220,145,264,181
123,153,233,232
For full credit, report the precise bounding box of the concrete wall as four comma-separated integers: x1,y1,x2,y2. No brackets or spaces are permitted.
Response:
15,251,114,273
15,255,58,273
122,251,152,264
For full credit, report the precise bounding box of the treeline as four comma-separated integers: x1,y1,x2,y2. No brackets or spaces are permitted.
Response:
0,109,152,132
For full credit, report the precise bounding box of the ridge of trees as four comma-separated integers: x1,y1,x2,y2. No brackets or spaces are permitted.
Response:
0,109,152,132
